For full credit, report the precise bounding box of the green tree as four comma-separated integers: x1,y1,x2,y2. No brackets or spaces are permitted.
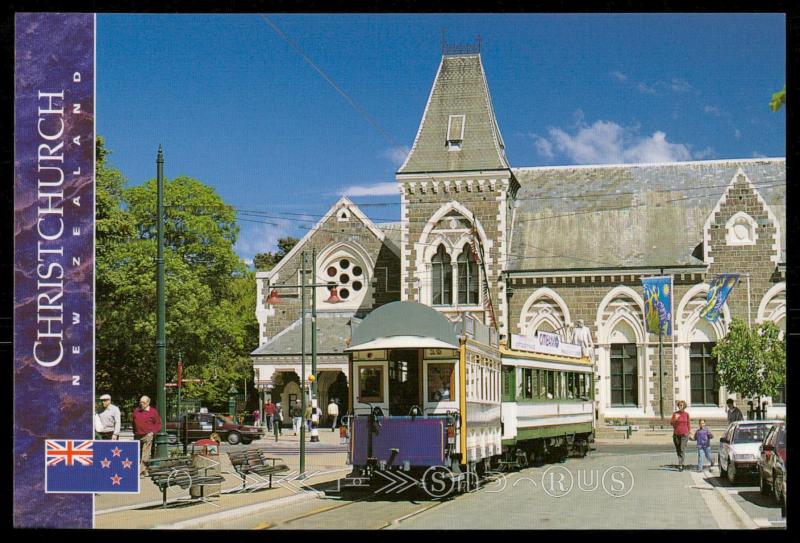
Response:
713,319,785,408
253,236,299,271
95,138,259,414
770,86,786,112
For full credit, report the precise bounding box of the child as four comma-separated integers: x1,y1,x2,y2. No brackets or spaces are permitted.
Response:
339,423,348,445
690,419,714,471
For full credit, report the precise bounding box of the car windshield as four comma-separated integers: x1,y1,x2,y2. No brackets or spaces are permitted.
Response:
733,424,771,443
776,428,786,448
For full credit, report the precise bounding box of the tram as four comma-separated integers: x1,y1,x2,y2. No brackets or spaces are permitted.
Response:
345,301,595,492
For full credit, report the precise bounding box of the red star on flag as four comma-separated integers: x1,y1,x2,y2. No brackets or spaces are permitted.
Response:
121,458,133,469
111,447,122,457
110,474,122,486
100,457,111,469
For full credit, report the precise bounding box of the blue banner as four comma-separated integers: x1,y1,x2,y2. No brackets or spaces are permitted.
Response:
700,274,740,323
14,13,95,527
45,440,140,494
642,276,673,335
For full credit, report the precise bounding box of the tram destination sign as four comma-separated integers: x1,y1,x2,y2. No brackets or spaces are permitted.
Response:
511,332,583,359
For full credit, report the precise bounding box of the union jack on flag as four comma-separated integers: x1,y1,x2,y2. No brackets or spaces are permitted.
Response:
45,439,139,493
46,440,94,467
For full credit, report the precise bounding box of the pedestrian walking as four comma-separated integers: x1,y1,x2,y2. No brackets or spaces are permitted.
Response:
264,400,275,432
726,398,744,423
132,395,162,477
95,393,121,440
291,400,303,435
305,402,313,432
328,398,339,431
690,419,714,471
272,403,282,442
670,400,691,471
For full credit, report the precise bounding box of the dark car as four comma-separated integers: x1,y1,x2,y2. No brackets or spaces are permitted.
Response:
758,424,786,516
167,412,264,445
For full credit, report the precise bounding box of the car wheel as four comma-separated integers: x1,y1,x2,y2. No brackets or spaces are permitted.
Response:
241,438,252,445
719,455,727,477
227,432,241,445
727,462,736,484
759,472,770,495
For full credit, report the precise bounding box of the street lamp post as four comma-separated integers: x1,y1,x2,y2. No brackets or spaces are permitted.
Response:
264,250,340,477
154,145,169,460
228,385,238,423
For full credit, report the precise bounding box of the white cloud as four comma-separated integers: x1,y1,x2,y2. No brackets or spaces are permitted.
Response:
610,70,627,82
693,147,716,160
636,82,658,95
535,118,703,165
234,218,294,262
381,145,410,167
340,182,399,196
734,128,742,140
529,133,554,159
704,105,722,116
670,78,692,93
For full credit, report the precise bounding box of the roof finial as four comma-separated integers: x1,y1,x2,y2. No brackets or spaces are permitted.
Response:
442,35,482,56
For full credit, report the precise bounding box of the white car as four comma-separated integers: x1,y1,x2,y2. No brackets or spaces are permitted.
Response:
718,420,783,484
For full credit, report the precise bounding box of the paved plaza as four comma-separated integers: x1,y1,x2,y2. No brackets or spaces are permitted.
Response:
94,432,786,530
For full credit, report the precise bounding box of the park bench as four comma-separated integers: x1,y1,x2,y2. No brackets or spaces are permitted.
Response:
144,455,226,507
227,448,290,492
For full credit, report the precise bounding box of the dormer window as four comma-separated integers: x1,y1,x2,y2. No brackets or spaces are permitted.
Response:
447,115,465,150
338,208,351,222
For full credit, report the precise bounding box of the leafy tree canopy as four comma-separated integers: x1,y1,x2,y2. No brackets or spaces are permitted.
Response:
713,318,785,400
95,138,258,414
770,85,786,112
253,236,299,271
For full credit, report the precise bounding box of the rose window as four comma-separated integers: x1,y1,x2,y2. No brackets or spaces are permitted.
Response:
320,253,367,305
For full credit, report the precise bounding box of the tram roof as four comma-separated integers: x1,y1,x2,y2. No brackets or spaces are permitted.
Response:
347,301,460,351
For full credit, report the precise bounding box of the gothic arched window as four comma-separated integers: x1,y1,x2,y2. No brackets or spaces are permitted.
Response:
457,245,480,305
431,245,452,305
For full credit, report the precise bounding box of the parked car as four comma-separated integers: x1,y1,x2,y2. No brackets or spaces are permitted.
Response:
718,420,783,484
758,424,786,515
166,411,264,445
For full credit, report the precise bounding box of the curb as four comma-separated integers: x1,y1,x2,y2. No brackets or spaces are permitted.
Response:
704,473,758,529
155,490,326,529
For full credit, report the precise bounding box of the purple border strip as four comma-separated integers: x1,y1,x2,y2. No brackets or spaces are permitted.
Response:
14,13,95,528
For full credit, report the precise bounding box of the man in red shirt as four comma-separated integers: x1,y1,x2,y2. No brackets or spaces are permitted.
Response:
132,395,162,476
670,400,691,472
264,400,276,432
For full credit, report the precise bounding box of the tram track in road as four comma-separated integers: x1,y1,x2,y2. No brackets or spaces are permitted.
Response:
259,487,451,530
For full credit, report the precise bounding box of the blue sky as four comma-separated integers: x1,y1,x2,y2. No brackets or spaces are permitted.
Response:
96,13,786,264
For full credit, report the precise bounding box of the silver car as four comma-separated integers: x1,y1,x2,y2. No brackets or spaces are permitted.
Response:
718,420,783,484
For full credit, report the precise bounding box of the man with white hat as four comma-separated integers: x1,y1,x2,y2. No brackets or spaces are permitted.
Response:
95,393,121,440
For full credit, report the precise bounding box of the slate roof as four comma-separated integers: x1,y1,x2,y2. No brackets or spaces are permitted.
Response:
508,158,785,271
398,54,509,174
378,221,402,250
251,314,353,357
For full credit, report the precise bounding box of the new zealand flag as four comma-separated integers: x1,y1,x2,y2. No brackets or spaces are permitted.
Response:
45,440,140,493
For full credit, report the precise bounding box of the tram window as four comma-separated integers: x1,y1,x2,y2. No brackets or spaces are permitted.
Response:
358,366,383,403
560,372,567,399
522,368,532,399
538,370,547,398
515,367,523,399
567,373,574,399
578,374,585,397
428,363,455,402
546,371,555,399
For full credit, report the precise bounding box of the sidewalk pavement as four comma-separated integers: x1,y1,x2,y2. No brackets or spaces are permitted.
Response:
95,428,351,529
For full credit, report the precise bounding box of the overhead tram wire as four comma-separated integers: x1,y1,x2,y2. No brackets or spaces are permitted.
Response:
254,17,785,239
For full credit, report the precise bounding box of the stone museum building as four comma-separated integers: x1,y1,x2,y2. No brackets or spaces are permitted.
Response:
251,49,786,424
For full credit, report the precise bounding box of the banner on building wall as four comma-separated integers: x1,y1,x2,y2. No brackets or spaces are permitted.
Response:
642,275,673,336
511,333,583,359
700,273,740,323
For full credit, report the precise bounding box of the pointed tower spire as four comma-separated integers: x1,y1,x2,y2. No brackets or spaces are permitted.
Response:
398,47,508,174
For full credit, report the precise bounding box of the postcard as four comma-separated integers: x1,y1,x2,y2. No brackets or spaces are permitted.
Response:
13,12,787,530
